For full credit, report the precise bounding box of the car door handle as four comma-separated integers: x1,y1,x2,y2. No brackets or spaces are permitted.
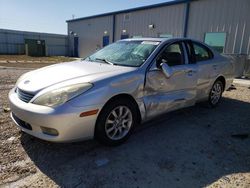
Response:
160,81,164,86
191,70,197,73
185,70,192,73
185,70,197,75
185,70,193,76
213,65,218,69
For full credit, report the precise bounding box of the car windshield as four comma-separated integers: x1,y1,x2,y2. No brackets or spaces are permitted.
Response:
85,40,160,67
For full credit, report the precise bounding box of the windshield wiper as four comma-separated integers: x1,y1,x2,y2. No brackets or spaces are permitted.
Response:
95,58,114,65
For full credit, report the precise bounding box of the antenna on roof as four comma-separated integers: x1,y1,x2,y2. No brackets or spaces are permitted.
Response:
72,14,75,19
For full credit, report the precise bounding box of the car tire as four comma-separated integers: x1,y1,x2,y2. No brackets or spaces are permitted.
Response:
95,98,139,146
208,80,223,107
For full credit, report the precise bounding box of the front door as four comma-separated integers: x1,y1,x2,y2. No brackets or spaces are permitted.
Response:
144,42,198,119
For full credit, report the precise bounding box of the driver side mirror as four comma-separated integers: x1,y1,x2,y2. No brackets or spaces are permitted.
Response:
156,57,173,78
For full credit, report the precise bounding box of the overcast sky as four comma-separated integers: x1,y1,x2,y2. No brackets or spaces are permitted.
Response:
0,0,171,34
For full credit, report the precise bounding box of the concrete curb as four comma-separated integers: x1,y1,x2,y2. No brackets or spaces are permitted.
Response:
233,79,250,87
0,66,34,70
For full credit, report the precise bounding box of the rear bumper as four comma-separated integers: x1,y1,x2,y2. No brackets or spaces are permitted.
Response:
9,88,102,142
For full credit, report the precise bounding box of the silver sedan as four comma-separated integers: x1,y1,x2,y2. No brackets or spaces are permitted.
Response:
9,38,234,145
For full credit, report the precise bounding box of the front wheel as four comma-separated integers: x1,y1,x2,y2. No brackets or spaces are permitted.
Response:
95,99,138,146
208,80,223,107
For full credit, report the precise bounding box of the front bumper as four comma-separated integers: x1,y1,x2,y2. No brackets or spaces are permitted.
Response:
8,88,102,142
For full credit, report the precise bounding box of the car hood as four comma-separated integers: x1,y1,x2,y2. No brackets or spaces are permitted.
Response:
17,61,136,93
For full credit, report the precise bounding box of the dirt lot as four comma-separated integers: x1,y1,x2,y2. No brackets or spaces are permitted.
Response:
0,55,76,68
0,65,250,187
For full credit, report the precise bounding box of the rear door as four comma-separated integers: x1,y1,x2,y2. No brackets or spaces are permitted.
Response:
144,41,198,119
190,41,217,101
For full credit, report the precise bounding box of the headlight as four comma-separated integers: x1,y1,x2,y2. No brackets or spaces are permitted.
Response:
32,83,93,107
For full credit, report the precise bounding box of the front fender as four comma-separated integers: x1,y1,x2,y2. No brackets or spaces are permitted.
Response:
68,71,146,120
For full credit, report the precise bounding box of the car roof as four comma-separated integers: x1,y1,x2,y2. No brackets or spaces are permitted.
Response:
120,37,213,49
120,37,218,55
120,37,188,43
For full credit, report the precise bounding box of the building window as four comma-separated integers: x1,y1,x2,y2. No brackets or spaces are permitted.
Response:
121,34,129,39
204,32,226,53
132,35,142,38
124,13,131,22
159,34,173,38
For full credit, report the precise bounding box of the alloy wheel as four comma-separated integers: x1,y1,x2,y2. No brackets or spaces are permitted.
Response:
210,82,222,105
105,106,133,140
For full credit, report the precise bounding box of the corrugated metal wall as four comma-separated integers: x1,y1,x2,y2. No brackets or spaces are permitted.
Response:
67,0,250,58
68,16,113,57
0,29,68,56
68,4,185,58
115,4,185,39
187,0,250,55
0,30,25,54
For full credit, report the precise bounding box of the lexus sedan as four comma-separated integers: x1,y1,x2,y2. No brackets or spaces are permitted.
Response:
9,38,234,145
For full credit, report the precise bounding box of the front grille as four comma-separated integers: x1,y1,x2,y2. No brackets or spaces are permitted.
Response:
16,88,35,103
12,113,32,130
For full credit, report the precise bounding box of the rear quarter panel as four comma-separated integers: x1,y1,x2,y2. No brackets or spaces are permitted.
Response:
196,52,234,102
214,54,234,90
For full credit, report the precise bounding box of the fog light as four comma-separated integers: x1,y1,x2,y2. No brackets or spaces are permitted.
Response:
41,127,59,136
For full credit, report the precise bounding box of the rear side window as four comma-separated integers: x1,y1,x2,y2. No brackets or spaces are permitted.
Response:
193,42,213,62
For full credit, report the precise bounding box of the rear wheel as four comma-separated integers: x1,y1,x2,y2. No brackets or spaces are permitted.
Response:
95,99,138,146
208,80,223,107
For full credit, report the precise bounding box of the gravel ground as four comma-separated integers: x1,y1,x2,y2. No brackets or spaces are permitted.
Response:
0,55,77,68
0,55,76,62
0,66,250,187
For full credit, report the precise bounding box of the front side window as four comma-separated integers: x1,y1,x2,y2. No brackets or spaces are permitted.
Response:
158,43,184,66
204,32,226,53
86,41,159,67
193,43,213,62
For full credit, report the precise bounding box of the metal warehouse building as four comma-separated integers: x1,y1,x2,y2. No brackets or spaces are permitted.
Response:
0,29,68,56
67,0,250,59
